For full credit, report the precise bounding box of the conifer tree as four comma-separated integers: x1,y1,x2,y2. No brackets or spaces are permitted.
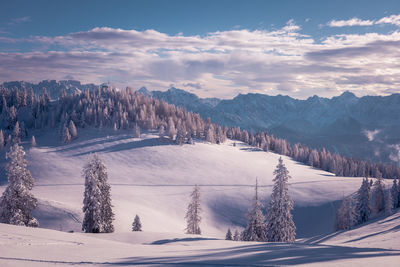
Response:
242,179,267,241
335,197,357,230
12,121,21,144
133,123,140,138
391,178,399,209
158,125,165,139
0,144,38,227
372,173,385,213
31,136,37,147
82,154,114,233
68,120,77,139
356,177,371,224
62,125,71,143
132,214,142,231
385,189,394,216
185,185,201,235
233,229,240,241
225,228,233,240
266,157,296,242
0,130,4,148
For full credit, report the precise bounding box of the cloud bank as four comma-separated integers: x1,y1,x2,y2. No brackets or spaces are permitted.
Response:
1,17,400,99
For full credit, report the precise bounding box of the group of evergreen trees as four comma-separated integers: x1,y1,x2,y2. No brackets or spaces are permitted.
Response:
1,84,399,180
335,176,400,230
239,158,295,242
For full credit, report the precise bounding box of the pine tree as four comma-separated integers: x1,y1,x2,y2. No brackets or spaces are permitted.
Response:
385,189,394,216
62,125,71,143
233,229,240,241
132,214,142,231
372,174,385,213
12,121,21,144
158,125,165,139
242,179,267,241
335,197,357,230
0,144,38,227
225,228,233,240
391,178,399,209
0,130,4,148
133,123,140,138
355,177,371,224
185,185,201,235
68,120,77,139
31,136,37,147
266,157,296,242
82,154,114,233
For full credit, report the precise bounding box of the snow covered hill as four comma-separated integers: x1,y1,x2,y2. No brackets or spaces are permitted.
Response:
0,129,374,238
1,210,400,266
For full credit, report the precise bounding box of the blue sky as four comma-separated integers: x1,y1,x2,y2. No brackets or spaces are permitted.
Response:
1,0,400,98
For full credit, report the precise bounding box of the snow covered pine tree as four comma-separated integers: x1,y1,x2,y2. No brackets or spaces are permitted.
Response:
242,179,267,241
132,214,142,231
82,154,114,233
335,197,357,230
185,185,201,235
225,228,233,240
356,177,371,224
266,157,296,242
0,144,39,227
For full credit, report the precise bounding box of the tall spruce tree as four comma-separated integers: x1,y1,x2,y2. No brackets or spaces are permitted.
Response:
372,173,385,213
225,228,233,240
0,144,38,227
356,177,371,224
266,157,296,242
82,154,114,233
185,185,201,235
242,179,267,241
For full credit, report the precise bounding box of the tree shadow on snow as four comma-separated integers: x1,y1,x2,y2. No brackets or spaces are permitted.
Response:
72,137,174,156
115,243,400,266
151,237,218,245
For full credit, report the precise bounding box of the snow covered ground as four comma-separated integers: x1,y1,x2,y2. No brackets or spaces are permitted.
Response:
0,129,399,265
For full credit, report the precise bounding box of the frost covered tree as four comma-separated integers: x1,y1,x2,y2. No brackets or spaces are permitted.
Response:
133,123,140,138
185,185,201,235
68,120,77,139
0,130,4,148
335,197,357,230
385,189,394,216
82,154,114,233
355,177,371,224
158,125,165,139
31,136,37,147
391,178,399,209
242,179,267,241
225,228,233,240
233,229,240,241
266,157,296,242
12,121,21,144
372,173,385,213
132,214,142,231
62,125,71,143
0,144,38,227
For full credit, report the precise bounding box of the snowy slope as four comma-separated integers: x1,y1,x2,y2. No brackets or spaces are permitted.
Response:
1,211,400,266
0,129,375,238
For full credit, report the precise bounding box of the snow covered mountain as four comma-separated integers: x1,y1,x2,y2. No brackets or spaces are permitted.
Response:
147,88,400,164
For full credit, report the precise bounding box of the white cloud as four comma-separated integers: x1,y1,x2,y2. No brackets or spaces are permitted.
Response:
327,13,400,28
1,20,400,99
363,129,381,142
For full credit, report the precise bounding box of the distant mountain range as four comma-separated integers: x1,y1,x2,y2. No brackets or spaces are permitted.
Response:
141,87,400,165
2,80,400,165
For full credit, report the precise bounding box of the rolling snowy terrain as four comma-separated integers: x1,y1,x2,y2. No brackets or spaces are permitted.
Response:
1,129,399,265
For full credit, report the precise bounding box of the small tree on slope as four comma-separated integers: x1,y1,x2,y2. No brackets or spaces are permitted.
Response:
335,197,357,230
266,157,296,242
391,178,399,209
355,177,371,224
82,154,114,233
225,228,233,240
372,172,385,213
242,179,267,241
185,185,201,235
0,144,38,227
132,214,142,231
